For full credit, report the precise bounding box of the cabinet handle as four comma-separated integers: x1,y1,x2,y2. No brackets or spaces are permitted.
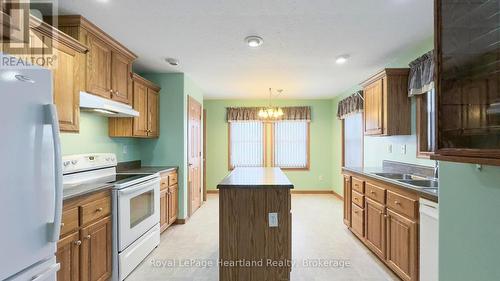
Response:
354,198,358,201
85,235,91,240
60,222,65,227
394,201,401,205
96,207,103,212
354,210,359,214
74,240,81,246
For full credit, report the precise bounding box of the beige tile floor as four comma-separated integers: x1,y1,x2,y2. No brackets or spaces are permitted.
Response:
127,194,399,281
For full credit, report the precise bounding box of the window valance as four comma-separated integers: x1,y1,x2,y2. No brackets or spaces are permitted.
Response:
336,91,364,119
408,50,435,97
226,106,311,122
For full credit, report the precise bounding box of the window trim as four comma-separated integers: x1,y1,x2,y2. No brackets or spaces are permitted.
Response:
271,121,310,171
416,91,436,159
227,121,267,170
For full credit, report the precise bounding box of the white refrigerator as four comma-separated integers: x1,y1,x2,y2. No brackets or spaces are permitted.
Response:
0,54,63,281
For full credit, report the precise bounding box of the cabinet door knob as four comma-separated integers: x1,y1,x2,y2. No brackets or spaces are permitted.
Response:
370,191,375,194
60,222,65,227
394,201,401,205
96,207,103,212
74,240,81,246
85,235,91,240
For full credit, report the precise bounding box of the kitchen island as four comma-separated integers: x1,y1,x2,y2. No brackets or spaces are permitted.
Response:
217,167,293,281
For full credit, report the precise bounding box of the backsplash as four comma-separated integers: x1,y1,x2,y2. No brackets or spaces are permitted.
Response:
60,112,142,161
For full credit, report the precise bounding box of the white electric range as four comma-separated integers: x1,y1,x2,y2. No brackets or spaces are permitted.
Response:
62,153,160,281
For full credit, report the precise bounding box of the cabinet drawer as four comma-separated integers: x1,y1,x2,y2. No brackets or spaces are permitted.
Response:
80,196,111,226
352,177,365,193
61,207,79,237
160,175,169,191
168,172,178,186
365,182,386,204
352,190,364,208
351,203,364,238
386,191,417,219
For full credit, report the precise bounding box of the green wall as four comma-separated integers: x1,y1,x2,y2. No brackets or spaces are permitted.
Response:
139,73,204,220
439,162,500,280
60,112,141,161
204,99,333,191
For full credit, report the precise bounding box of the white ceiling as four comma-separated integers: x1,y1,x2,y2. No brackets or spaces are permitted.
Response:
55,0,433,99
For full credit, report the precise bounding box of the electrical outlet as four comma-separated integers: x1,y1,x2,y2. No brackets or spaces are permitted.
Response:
400,144,407,155
387,144,393,153
123,145,128,155
268,213,278,227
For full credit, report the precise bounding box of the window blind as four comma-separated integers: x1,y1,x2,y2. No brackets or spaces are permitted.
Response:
229,121,264,168
273,121,309,168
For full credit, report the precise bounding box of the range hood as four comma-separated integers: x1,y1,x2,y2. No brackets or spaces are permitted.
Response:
80,92,139,117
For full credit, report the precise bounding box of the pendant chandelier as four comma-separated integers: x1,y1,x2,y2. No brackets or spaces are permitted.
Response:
258,88,284,119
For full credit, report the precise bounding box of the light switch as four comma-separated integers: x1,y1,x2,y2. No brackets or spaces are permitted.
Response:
400,144,407,155
268,213,278,227
387,144,393,153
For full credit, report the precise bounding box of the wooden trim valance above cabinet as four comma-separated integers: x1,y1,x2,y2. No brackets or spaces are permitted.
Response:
109,73,161,138
361,68,411,136
45,15,138,105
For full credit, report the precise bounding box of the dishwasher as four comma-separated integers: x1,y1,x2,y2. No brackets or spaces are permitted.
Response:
419,198,439,281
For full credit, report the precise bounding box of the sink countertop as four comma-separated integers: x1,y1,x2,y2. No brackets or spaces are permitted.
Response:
217,167,294,189
342,166,438,202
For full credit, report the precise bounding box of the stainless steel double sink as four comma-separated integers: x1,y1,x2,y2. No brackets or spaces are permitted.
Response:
372,172,438,190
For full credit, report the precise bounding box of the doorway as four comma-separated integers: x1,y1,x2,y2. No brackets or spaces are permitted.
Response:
188,96,202,216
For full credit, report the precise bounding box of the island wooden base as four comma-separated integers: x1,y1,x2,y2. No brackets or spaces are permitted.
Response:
219,188,291,281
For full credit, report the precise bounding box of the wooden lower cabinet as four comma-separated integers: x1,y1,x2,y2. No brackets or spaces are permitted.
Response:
80,216,112,281
57,191,112,281
56,231,80,281
343,175,351,227
364,198,386,260
386,209,418,281
160,188,169,232
168,185,178,225
160,171,179,232
342,172,421,281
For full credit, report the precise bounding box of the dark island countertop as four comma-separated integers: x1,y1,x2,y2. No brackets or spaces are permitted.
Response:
217,167,294,189
342,166,438,202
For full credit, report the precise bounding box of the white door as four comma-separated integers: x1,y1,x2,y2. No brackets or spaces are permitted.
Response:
0,66,60,280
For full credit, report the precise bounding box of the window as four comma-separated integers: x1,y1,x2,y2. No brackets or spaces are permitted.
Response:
416,88,436,158
273,121,310,169
228,121,265,169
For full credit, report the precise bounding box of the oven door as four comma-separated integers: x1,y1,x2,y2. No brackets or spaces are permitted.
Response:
117,177,160,251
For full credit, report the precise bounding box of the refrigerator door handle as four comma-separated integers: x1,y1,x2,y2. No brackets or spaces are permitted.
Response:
44,104,63,242
30,263,60,281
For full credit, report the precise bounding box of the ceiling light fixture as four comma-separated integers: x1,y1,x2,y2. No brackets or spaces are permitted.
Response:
245,36,263,48
258,88,284,120
165,58,179,66
335,54,350,64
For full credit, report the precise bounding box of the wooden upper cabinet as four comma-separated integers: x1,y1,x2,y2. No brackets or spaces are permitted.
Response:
86,34,111,99
111,51,132,104
147,87,159,137
109,73,161,138
433,0,500,166
132,81,148,137
364,79,383,135
361,68,411,136
47,15,137,105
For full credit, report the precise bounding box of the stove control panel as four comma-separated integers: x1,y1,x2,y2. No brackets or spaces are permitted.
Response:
62,153,117,174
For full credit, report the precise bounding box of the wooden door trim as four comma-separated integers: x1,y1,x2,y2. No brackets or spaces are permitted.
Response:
203,109,207,201
187,96,202,217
